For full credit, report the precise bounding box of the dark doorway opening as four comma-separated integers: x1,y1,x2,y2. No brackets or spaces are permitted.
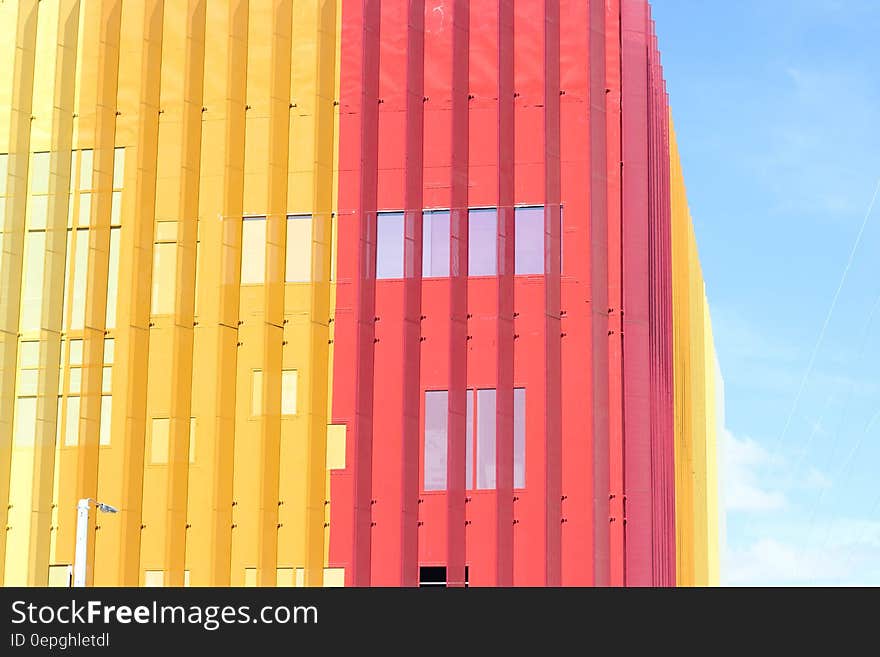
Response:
418,565,470,587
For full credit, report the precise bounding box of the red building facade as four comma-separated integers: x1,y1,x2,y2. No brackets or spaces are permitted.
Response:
330,0,677,586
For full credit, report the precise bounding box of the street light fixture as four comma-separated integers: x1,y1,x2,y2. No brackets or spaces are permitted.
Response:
73,497,118,587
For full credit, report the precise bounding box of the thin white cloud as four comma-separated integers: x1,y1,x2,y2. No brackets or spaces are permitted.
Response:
725,517,880,586
726,538,846,586
724,429,787,512
804,467,832,490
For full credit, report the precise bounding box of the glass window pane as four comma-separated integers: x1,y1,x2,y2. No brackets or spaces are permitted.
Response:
424,390,448,491
103,338,114,364
77,192,91,227
65,397,80,446
110,191,122,225
151,242,176,314
281,369,297,415
102,366,112,394
0,153,7,194
69,339,83,366
376,211,404,279
47,565,71,588
151,418,169,464
155,221,177,242
31,152,50,194
20,231,46,332
466,390,473,489
29,194,48,230
514,387,526,488
99,396,112,445
112,147,125,188
106,227,120,328
14,397,38,446
144,570,164,587
20,341,40,369
515,206,544,274
285,214,312,282
423,210,450,277
476,389,496,489
79,150,93,190
70,231,88,328
241,216,266,285
68,367,81,394
18,369,39,396
468,208,497,276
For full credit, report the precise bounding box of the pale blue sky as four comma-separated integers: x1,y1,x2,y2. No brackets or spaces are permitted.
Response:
652,0,880,585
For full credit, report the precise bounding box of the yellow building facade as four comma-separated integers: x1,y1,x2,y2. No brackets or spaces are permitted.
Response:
670,119,723,587
0,0,342,587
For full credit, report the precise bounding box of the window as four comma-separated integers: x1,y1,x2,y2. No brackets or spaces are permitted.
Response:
285,214,312,282
377,205,558,279
17,369,38,397
423,387,526,491
376,211,404,278
151,242,176,314
18,341,40,398
424,390,448,491
77,193,91,227
276,568,301,587
144,570,164,587
70,229,89,327
150,418,169,464
31,151,50,194
323,567,345,587
476,389,496,489
106,226,120,328
515,206,544,274
327,424,346,469
68,339,83,394
79,150,93,190
20,231,45,332
418,565,469,588
69,339,83,364
110,191,122,226
149,417,195,463
29,194,48,230
155,221,177,242
241,216,266,285
281,369,297,415
468,208,497,276
423,210,450,277
64,397,80,446
20,341,40,368
48,565,72,588
13,397,37,447
513,388,526,488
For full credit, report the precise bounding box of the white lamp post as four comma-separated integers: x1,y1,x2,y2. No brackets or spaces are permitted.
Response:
73,497,118,587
